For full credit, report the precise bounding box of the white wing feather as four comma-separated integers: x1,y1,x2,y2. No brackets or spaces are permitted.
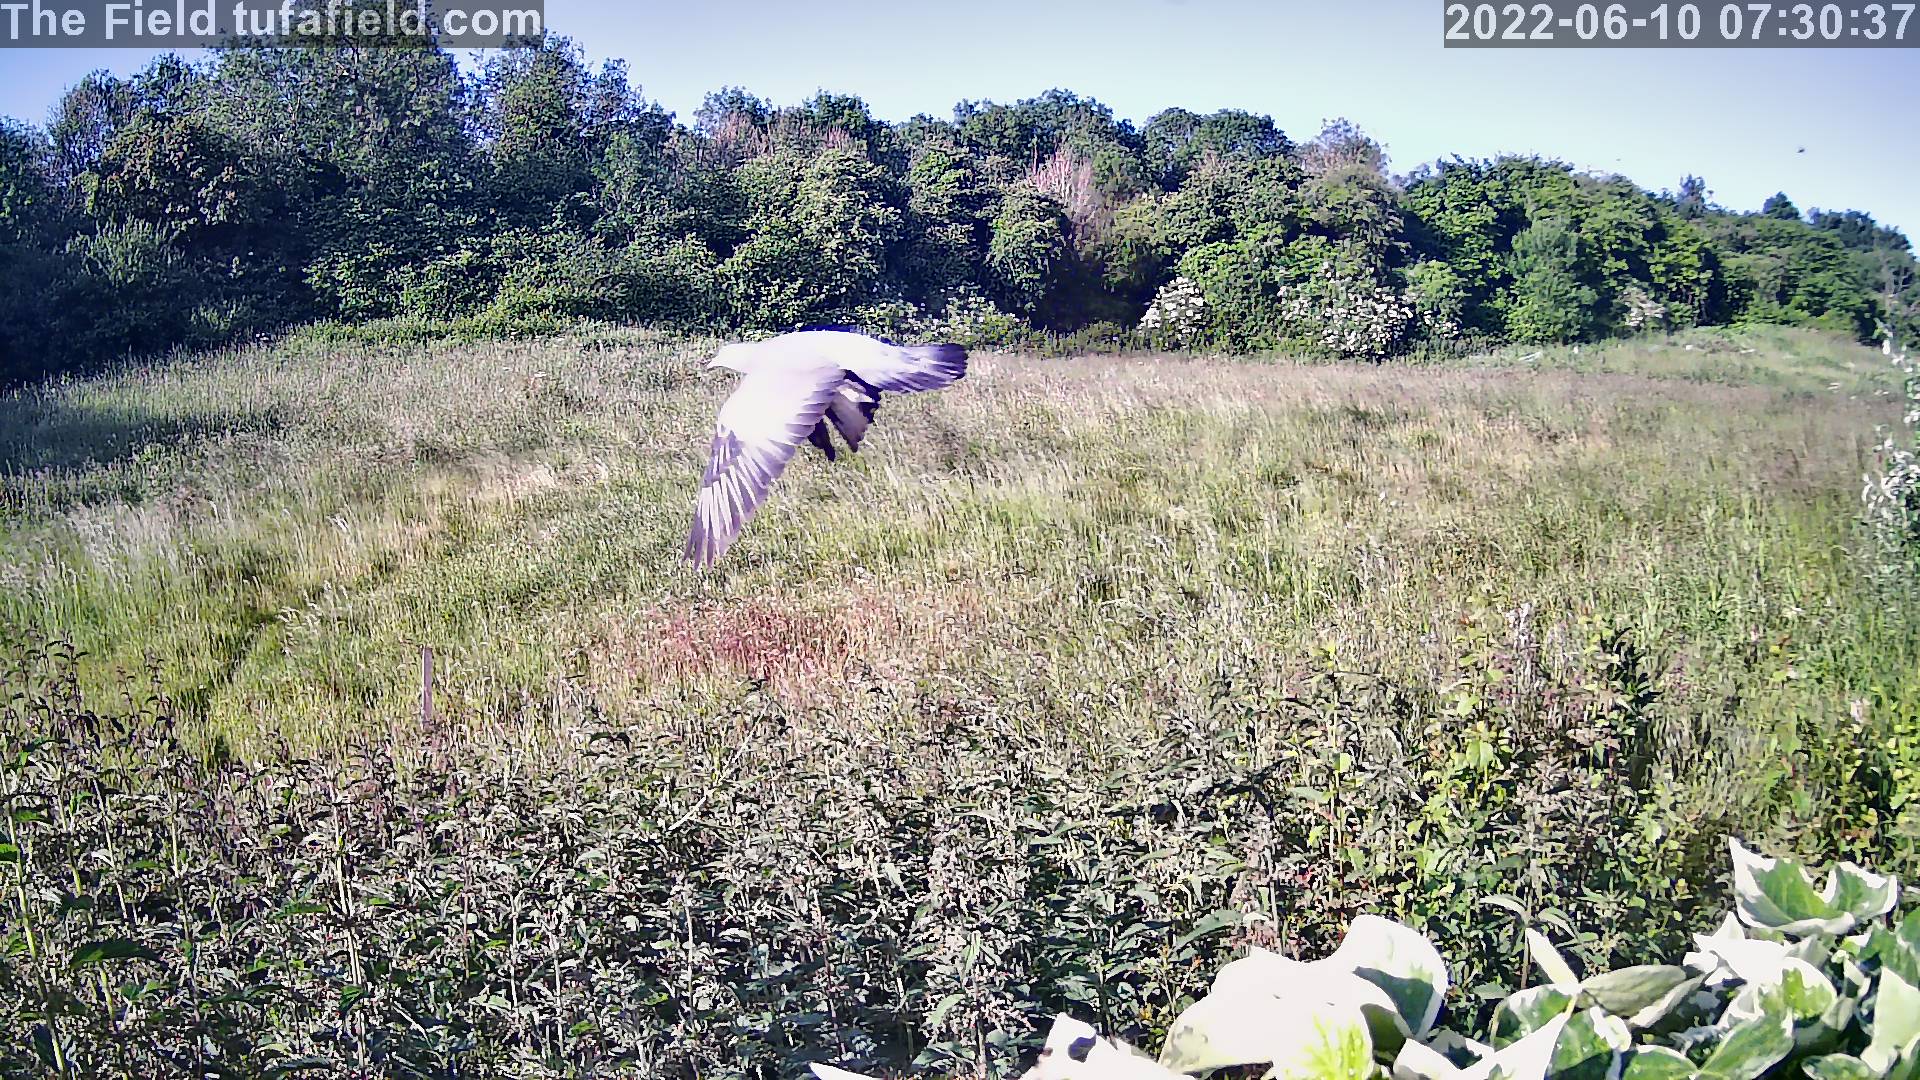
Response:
684,365,845,566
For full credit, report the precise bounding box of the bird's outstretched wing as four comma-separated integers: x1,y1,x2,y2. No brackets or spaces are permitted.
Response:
850,342,968,394
685,366,844,566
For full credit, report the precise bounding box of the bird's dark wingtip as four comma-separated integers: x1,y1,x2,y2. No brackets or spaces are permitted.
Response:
908,343,968,383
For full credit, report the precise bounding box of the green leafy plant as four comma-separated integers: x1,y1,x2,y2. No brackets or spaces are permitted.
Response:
807,840,1918,1080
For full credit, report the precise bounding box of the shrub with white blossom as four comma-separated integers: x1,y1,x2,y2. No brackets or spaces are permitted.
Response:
1138,276,1208,348
1864,351,1920,566
1277,270,1418,359
1618,285,1669,333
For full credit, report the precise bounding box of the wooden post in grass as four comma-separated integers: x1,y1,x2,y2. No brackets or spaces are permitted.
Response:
421,646,434,728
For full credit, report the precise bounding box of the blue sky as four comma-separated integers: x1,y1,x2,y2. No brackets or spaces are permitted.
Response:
6,0,1918,236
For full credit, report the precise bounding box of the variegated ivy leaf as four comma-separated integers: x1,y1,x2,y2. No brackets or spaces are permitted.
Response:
1580,966,1701,1029
1728,838,1900,938
1548,1006,1631,1080
1865,968,1920,1075
1158,977,1376,1078
1619,1046,1698,1080
1017,1015,1184,1080
1392,1012,1573,1080
1696,1011,1793,1080
1489,985,1576,1048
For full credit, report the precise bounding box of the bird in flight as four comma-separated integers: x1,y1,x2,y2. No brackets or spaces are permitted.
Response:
684,328,968,566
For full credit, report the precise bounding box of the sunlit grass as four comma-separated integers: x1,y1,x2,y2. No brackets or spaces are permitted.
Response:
0,324,1913,764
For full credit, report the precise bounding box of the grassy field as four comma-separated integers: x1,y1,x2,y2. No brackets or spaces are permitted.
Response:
3,324,1911,753
3,324,1918,1077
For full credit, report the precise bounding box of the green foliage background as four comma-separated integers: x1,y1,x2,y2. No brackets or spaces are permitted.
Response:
2,31,1917,381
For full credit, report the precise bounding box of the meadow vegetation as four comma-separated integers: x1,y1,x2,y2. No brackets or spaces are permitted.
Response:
2,325,1917,1077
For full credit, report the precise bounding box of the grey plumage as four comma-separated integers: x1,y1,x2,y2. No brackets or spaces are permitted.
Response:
684,331,968,566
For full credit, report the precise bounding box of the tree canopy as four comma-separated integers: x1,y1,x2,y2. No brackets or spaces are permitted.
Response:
1,34,1914,382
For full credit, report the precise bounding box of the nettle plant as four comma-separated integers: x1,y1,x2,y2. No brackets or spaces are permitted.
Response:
812,840,1915,1080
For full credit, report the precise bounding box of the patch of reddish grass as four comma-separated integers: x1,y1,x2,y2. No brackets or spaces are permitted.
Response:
596,584,990,702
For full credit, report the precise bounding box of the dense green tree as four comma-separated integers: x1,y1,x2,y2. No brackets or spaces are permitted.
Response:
0,121,54,244
1142,108,1288,187
1763,191,1803,221
986,184,1073,321
1712,215,1874,336
3,47,1917,380
82,114,266,245
1674,174,1710,220
1507,217,1598,343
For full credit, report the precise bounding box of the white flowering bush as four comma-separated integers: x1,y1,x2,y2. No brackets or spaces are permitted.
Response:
1864,351,1920,566
1139,276,1209,348
1619,285,1669,333
1277,271,1418,359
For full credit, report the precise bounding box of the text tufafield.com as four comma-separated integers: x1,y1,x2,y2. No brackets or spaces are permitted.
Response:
0,0,546,46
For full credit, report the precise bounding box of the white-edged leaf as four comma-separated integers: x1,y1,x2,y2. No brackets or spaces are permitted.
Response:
1024,1015,1183,1080
1697,1011,1793,1080
1159,983,1373,1077
1580,966,1700,1028
1867,968,1920,1074
1490,985,1576,1048
1801,1054,1876,1080
1549,1007,1631,1080
1619,1046,1697,1080
1830,863,1899,923
810,1066,880,1080
1686,933,1794,987
1392,1013,1574,1080
1393,1039,1463,1080
1429,1030,1495,1066
1211,937,1419,1052
1468,1010,1572,1080
1526,929,1580,989
1329,915,1452,1037
1721,958,1836,1027
1728,838,1891,938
